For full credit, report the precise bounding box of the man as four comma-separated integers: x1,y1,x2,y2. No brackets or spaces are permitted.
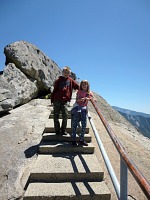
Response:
51,66,79,135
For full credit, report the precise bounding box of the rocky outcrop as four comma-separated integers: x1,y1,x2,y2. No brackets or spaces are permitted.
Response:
0,41,62,113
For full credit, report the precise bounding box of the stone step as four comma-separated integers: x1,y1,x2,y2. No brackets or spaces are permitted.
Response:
44,118,90,134
42,132,92,143
49,113,72,119
39,141,94,154
24,181,111,200
44,127,89,134
28,154,103,183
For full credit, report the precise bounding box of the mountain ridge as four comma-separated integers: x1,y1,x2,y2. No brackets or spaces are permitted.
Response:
112,106,150,139
112,106,150,117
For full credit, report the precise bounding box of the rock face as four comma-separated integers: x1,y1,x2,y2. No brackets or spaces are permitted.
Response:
0,88,14,112
0,41,62,113
0,99,51,200
0,74,15,112
3,63,38,106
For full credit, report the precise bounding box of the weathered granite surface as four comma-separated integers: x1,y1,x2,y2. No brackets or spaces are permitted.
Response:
0,99,52,200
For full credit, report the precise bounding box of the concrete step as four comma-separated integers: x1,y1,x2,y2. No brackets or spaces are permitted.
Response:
39,141,94,154
49,113,72,119
44,118,90,134
44,127,89,134
42,132,92,143
28,154,104,183
24,181,111,200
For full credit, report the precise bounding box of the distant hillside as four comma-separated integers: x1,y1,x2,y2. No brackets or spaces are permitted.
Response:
112,106,150,139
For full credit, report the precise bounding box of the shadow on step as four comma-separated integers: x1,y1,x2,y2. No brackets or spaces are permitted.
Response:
24,144,39,158
71,180,96,196
52,153,91,173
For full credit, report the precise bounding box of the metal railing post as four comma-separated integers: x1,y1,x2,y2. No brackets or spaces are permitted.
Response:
120,159,128,200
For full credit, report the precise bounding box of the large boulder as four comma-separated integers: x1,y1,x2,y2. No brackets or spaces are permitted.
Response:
0,41,63,114
4,41,62,91
3,63,38,106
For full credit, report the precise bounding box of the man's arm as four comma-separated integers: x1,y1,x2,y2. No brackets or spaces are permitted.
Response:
72,79,79,90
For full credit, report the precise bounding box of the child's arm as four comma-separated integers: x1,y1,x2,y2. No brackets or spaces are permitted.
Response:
76,93,90,104
51,79,59,103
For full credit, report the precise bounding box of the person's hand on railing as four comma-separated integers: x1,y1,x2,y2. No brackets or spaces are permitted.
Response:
89,96,97,103
77,97,88,102
92,96,97,102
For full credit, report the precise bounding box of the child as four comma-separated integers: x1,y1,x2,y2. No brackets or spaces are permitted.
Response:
71,80,96,146
51,67,79,135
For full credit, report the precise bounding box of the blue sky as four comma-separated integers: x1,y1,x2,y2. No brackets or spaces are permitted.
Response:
0,0,150,114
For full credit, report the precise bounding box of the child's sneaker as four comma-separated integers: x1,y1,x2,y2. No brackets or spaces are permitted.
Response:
79,140,88,146
72,141,77,146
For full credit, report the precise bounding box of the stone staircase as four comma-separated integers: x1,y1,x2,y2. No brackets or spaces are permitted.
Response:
23,97,111,199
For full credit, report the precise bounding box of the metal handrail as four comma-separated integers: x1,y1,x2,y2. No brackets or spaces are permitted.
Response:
87,112,120,199
90,98,150,199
